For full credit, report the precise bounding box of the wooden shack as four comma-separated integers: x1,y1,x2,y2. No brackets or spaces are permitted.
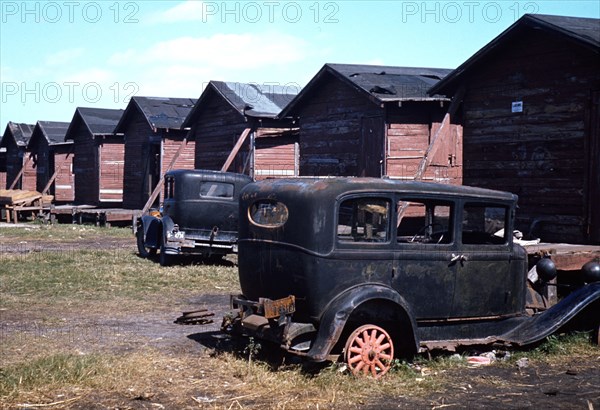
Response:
64,107,125,206
429,14,600,244
279,63,463,184
27,121,73,203
182,81,299,179
0,147,6,189
114,97,196,209
1,122,35,190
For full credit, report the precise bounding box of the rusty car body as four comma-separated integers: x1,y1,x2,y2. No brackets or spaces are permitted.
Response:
136,169,252,265
226,177,600,378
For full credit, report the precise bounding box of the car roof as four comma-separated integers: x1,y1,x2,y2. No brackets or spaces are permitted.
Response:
245,178,518,203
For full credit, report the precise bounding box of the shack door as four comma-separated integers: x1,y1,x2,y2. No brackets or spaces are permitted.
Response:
99,142,124,203
589,91,600,244
360,116,384,177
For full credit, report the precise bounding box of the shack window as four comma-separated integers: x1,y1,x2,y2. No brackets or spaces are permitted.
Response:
397,200,452,244
462,204,507,245
337,198,390,243
250,200,289,227
199,182,234,199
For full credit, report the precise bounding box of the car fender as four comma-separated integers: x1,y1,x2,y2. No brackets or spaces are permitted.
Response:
502,282,600,345
139,214,162,248
305,284,419,362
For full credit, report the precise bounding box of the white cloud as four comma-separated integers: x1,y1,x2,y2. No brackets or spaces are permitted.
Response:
104,31,310,97
108,32,307,69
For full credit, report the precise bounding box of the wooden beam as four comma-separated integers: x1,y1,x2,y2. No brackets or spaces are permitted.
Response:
41,150,73,195
413,86,465,181
8,154,32,190
221,128,252,172
141,137,189,214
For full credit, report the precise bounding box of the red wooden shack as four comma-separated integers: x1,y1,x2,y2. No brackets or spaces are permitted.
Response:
278,63,463,184
114,97,196,209
64,107,125,206
429,14,600,244
1,122,35,190
182,81,299,179
27,121,73,202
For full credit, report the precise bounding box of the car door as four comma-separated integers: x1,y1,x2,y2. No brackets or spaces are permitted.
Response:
451,201,524,318
392,197,457,319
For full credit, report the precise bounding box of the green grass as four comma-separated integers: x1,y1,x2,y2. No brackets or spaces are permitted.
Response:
0,353,108,397
0,249,239,309
0,222,132,240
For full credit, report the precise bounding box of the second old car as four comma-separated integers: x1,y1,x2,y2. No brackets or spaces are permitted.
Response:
225,177,600,378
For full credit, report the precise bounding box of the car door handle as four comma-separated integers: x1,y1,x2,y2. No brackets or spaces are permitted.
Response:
450,254,467,262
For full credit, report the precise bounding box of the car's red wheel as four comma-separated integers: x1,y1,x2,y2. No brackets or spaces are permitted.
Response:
344,324,394,379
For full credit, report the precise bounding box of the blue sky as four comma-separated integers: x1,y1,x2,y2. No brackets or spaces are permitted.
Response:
1,1,599,128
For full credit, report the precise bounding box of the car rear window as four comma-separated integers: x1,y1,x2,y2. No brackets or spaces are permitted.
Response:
199,182,234,199
249,200,289,227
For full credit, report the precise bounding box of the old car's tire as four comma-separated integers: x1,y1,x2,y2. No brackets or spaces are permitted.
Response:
344,324,394,379
593,322,600,346
136,228,157,258
159,244,171,266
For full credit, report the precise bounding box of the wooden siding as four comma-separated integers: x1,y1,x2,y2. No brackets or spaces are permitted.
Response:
254,130,298,179
294,74,463,183
21,153,37,191
53,152,74,202
460,30,600,243
385,103,462,184
160,137,195,202
296,74,381,177
99,141,125,203
72,121,100,205
32,138,74,202
192,94,249,172
123,108,193,209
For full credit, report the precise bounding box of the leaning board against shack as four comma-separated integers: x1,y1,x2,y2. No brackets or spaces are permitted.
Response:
223,177,600,379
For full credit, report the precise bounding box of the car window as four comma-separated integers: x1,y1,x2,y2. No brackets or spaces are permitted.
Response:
337,198,390,243
249,200,289,227
397,200,452,244
462,204,508,245
164,177,175,199
199,182,234,199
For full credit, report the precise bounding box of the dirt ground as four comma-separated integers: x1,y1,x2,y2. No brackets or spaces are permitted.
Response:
1,226,599,409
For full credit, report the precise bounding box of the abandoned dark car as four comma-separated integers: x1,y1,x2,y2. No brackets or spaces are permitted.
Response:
136,169,253,266
226,178,600,378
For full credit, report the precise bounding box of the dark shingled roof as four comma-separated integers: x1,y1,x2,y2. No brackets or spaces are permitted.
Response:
1,122,35,148
28,121,72,150
114,96,197,132
64,107,124,141
279,63,452,118
429,14,600,95
182,81,299,128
